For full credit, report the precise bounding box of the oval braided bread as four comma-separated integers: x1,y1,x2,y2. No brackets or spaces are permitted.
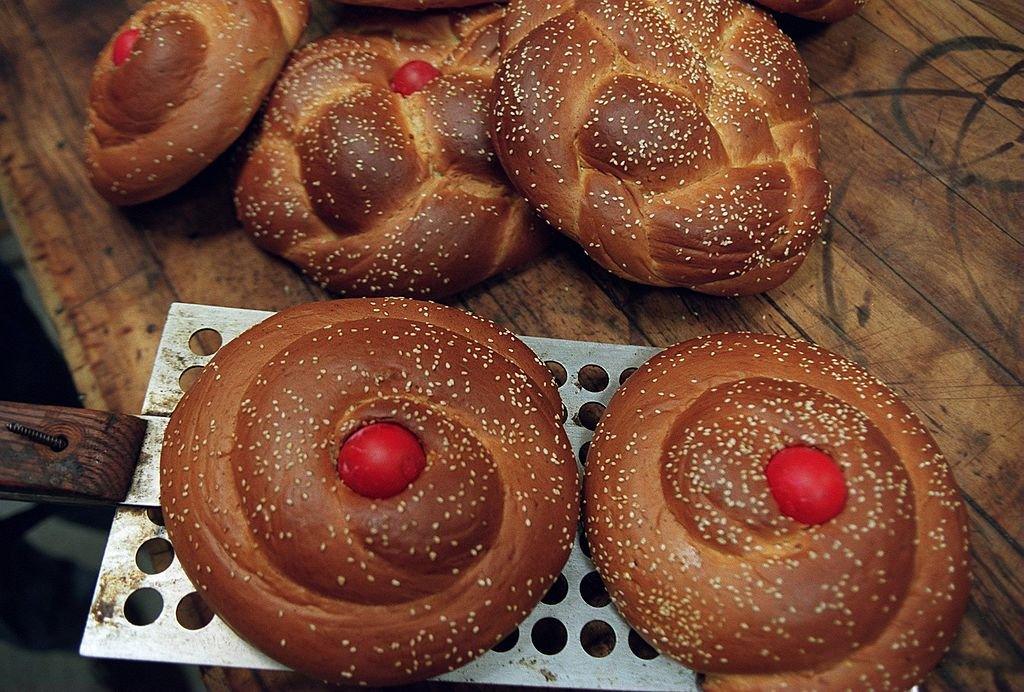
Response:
235,8,546,298
491,0,830,295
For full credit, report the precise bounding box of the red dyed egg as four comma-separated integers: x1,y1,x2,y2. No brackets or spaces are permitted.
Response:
338,422,426,499
765,445,847,525
390,60,441,96
112,28,141,67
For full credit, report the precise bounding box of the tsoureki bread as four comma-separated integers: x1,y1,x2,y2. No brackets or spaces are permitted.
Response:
584,333,969,690
754,0,866,22
491,0,830,295
235,7,546,298
161,298,579,686
85,0,308,205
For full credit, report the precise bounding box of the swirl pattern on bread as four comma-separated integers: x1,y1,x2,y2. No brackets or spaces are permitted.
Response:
161,299,579,685
86,0,308,205
585,333,969,690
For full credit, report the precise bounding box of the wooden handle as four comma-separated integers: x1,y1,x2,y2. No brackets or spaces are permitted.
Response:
0,402,147,504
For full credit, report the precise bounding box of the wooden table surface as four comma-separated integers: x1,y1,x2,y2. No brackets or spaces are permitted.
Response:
1,0,1022,689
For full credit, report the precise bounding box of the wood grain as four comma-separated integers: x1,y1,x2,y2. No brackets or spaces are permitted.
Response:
0,401,146,503
0,0,1021,688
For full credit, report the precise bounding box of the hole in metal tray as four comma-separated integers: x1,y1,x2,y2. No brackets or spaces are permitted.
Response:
176,592,214,630
188,328,222,356
178,366,204,393
531,617,568,655
124,588,162,626
492,627,519,652
628,629,659,660
545,360,568,387
135,537,174,575
578,364,609,392
581,620,616,657
577,402,605,430
580,571,611,608
619,367,637,384
542,573,569,605
146,507,165,526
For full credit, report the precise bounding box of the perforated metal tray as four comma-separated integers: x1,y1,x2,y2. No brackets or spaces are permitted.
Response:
80,303,697,690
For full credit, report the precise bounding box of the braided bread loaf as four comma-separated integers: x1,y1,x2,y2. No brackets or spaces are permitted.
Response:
235,8,546,298
85,0,308,205
754,0,866,22
491,0,830,295
161,299,578,685
585,333,969,690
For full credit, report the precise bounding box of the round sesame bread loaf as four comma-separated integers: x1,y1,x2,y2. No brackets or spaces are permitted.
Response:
85,0,308,205
753,0,866,22
490,0,830,295
585,333,969,690
161,298,578,685
235,8,546,298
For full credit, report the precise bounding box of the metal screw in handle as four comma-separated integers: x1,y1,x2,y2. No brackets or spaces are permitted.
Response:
6,422,69,452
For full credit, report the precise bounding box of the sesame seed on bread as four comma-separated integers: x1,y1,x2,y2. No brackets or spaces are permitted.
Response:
85,0,308,205
161,298,578,686
490,0,831,295
584,333,970,690
234,7,547,298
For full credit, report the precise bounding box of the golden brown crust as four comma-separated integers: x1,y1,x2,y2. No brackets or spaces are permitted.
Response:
753,0,866,22
85,0,309,205
161,298,577,685
585,333,969,690
490,0,830,296
235,8,547,298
